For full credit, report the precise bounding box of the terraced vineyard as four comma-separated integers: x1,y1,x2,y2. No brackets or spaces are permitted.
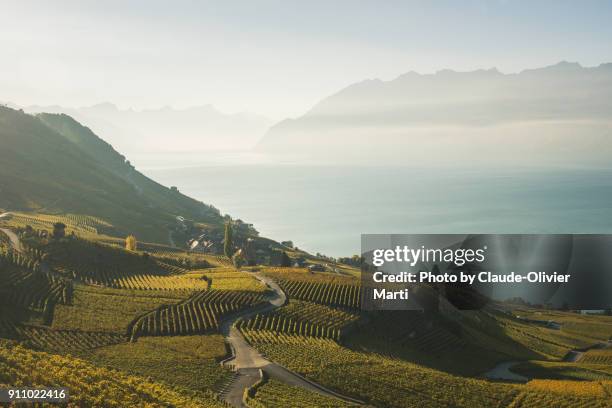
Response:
580,349,612,365
245,331,612,407
129,289,264,339
506,379,612,407
508,391,611,408
510,360,612,381
249,379,352,407
4,105,612,408
0,230,10,248
493,312,599,359
525,379,611,396
156,261,191,275
0,341,225,407
0,250,72,319
262,266,357,284
70,267,210,291
137,242,186,256
37,238,210,290
206,267,266,292
16,325,125,352
202,254,234,267
5,212,114,236
136,242,214,269
51,285,189,333
136,245,232,269
83,335,232,400
245,332,518,408
0,318,19,340
276,279,361,310
241,329,328,346
512,308,612,343
238,300,359,341
358,310,466,356
44,238,164,283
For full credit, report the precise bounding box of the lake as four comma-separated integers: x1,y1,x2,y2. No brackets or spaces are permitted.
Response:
144,163,612,257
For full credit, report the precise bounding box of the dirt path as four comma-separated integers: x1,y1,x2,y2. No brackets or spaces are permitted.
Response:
220,273,364,407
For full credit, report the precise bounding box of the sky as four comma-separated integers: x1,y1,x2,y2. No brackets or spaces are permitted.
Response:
1,0,612,120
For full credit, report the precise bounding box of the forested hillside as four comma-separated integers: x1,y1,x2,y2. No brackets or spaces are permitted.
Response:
0,106,223,243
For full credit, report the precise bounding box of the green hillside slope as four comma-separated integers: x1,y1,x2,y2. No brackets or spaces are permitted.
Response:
0,107,223,243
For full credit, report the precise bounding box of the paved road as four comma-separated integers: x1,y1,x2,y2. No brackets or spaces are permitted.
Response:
563,350,584,362
0,213,22,252
563,341,612,362
0,214,358,405
220,273,363,407
483,361,528,382
223,368,262,408
485,340,612,381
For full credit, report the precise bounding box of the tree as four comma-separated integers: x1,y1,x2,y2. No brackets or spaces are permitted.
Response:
223,222,233,258
232,252,245,269
52,222,66,239
281,251,291,267
125,235,137,251
243,238,257,266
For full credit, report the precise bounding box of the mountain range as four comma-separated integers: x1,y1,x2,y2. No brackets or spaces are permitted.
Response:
257,62,612,166
7,62,612,168
18,103,273,166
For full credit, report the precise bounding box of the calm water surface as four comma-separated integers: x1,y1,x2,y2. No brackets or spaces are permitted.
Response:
145,165,612,257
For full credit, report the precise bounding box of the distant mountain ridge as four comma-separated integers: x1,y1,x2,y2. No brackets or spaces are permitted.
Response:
19,102,273,164
257,62,612,166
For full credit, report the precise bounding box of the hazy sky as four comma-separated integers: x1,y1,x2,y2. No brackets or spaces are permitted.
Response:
1,0,612,119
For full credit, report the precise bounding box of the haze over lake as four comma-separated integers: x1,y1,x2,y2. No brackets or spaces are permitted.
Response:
145,161,612,257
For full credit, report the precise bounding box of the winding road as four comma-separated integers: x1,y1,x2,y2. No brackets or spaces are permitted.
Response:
483,341,612,382
563,350,584,362
220,273,364,407
0,214,360,405
0,213,22,252
483,361,528,382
